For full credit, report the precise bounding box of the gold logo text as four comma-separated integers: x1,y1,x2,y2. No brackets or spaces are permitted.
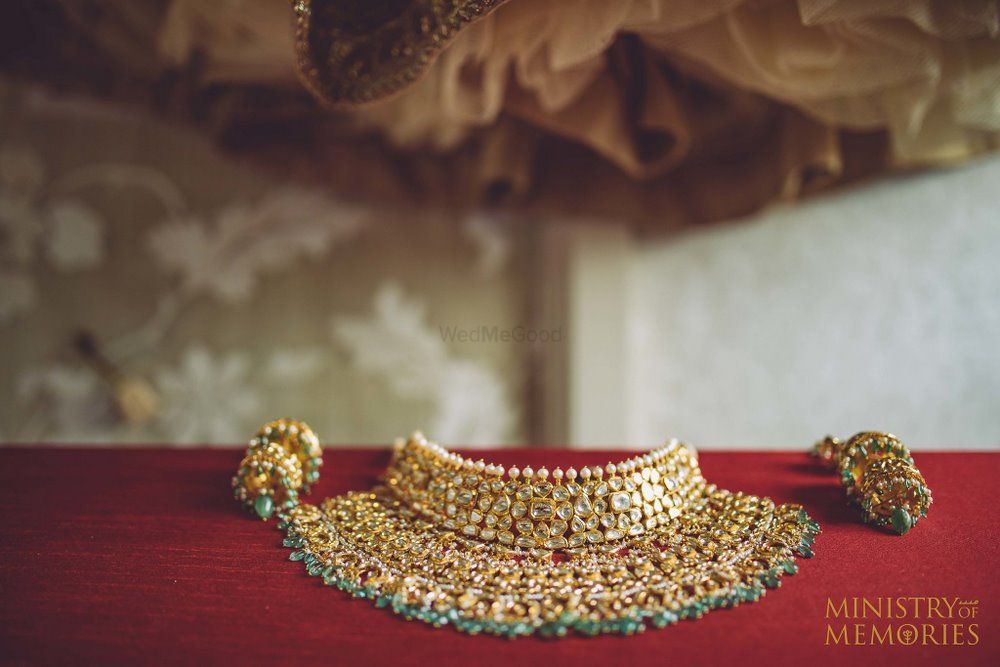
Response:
824,597,979,647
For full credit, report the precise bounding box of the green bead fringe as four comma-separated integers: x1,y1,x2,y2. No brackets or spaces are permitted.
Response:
269,507,820,638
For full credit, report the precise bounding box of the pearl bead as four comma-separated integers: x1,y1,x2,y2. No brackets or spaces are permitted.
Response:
552,468,564,481
580,467,591,480
537,467,549,480
605,463,617,475
474,460,486,472
566,468,577,480
509,466,520,479
522,466,534,479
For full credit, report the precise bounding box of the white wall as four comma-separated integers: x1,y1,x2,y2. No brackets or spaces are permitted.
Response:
625,157,1000,449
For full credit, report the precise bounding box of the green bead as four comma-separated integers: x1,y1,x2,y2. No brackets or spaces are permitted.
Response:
890,506,913,535
254,494,274,519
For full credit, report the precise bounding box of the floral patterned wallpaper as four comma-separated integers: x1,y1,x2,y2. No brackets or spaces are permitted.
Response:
0,82,526,445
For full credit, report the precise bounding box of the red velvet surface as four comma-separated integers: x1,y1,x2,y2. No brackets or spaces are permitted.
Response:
0,448,997,666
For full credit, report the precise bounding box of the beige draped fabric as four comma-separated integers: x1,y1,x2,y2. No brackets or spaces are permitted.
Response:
324,0,999,170
5,0,997,226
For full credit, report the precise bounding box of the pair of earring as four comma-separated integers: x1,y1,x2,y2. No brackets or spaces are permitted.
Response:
812,432,931,535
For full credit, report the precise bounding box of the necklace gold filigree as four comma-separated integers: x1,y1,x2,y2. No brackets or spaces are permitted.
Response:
233,419,819,637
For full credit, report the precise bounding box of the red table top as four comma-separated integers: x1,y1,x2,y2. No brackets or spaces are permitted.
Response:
0,447,997,666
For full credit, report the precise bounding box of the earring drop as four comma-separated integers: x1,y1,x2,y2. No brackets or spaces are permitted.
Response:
232,419,322,520
812,431,931,535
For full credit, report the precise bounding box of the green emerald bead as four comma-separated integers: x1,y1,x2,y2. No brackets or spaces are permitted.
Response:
890,506,913,535
254,494,274,519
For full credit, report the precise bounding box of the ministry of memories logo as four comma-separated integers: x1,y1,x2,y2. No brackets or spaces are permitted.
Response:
825,597,980,646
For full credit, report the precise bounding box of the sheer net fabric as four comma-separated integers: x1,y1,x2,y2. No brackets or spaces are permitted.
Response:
337,0,999,170
35,0,1000,223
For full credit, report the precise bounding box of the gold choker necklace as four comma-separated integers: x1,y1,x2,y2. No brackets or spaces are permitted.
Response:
234,419,819,638
385,433,705,553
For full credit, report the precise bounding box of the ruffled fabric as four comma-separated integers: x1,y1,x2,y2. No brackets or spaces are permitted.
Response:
10,0,998,225
348,0,998,172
